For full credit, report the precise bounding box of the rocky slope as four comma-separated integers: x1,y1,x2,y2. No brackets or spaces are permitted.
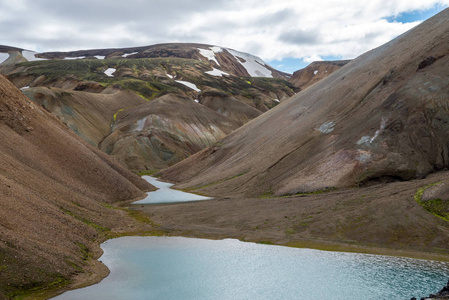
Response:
100,93,241,171
158,8,449,198
289,60,350,90
0,44,298,171
0,75,153,298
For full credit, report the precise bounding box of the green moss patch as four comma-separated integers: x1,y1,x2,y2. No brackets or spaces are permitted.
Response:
415,181,449,221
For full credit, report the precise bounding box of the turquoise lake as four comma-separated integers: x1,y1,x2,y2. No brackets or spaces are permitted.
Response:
53,176,449,299
54,236,449,300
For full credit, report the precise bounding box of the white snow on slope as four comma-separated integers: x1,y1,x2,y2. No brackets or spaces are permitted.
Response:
317,121,335,134
135,117,147,132
20,86,30,90
166,74,174,79
314,70,318,75
205,68,229,77
94,55,105,60
122,52,138,57
64,56,85,60
197,47,220,65
22,51,46,61
0,53,9,64
104,68,116,77
227,49,272,78
175,80,201,92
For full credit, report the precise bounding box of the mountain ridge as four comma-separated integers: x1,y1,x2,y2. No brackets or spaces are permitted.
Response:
158,8,449,197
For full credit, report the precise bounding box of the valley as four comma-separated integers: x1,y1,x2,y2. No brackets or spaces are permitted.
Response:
0,7,449,300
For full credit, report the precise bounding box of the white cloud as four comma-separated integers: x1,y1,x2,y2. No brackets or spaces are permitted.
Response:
0,0,448,69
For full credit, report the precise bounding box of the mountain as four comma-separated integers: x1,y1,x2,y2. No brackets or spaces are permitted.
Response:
289,60,351,90
158,8,449,198
0,75,153,298
0,43,298,171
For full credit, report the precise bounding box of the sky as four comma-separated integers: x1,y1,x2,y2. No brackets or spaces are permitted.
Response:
1,0,448,73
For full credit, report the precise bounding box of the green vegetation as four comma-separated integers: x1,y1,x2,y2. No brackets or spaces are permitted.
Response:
61,208,110,232
259,187,337,199
7,274,70,300
415,182,449,221
137,170,160,176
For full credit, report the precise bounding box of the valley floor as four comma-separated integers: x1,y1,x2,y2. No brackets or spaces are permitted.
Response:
132,170,449,262
49,171,449,299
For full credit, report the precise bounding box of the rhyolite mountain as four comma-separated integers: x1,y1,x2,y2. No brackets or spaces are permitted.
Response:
0,74,155,298
0,43,298,171
158,8,449,198
289,60,351,90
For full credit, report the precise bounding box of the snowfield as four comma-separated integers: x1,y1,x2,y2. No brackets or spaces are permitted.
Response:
122,52,138,57
104,68,116,77
175,80,201,92
22,51,46,61
197,47,220,65
197,45,273,78
205,68,229,77
64,56,86,60
94,55,105,60
0,53,9,64
227,49,273,78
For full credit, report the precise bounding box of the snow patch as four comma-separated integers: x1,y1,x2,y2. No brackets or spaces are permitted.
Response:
211,46,223,53
175,80,201,92
20,86,30,90
273,99,280,103
122,52,138,57
94,55,105,60
314,70,318,75
166,74,174,79
227,49,272,78
0,53,10,64
205,68,229,77
64,56,85,60
135,117,147,132
104,68,116,77
198,47,220,65
194,99,199,103
22,51,46,61
317,121,335,134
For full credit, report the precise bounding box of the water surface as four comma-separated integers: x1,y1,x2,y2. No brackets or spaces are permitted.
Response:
134,176,211,204
54,236,449,300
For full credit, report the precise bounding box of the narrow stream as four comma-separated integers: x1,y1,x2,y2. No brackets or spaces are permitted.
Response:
133,175,211,204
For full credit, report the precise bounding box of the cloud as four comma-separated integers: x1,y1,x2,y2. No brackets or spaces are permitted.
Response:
279,29,319,45
0,0,448,71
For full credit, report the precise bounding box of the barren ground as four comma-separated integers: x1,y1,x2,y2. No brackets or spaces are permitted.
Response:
132,171,449,262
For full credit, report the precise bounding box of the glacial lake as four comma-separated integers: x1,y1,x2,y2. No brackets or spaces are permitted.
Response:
133,175,211,204
54,236,449,300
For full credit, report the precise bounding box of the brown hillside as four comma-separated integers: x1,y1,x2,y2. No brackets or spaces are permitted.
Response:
0,75,153,298
289,60,350,90
159,8,449,198
22,87,146,146
100,94,241,171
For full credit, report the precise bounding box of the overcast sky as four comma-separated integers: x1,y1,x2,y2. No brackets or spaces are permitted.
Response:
1,0,448,73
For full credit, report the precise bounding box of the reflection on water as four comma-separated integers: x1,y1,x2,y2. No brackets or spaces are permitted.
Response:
54,236,449,300
133,176,211,204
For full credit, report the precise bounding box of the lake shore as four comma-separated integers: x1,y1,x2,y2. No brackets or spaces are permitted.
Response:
134,171,449,263
49,171,449,299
